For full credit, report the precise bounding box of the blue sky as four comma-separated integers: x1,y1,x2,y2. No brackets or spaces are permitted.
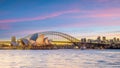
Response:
0,0,120,40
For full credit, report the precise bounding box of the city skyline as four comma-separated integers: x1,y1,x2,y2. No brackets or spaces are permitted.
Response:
0,0,120,40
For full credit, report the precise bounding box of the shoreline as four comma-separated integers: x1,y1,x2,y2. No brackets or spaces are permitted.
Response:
0,47,119,50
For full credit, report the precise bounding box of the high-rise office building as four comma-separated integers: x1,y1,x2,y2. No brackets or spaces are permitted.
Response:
110,39,114,44
11,36,18,46
81,38,86,43
113,37,117,43
11,36,16,42
102,36,106,43
87,39,92,43
117,38,120,43
97,36,101,43
102,36,106,41
81,38,84,43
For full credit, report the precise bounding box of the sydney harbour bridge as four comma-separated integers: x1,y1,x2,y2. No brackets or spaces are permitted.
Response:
23,31,80,46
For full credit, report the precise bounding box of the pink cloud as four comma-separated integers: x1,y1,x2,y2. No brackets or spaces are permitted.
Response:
96,0,110,2
58,20,120,28
72,8,120,18
0,9,80,30
96,0,120,3
0,9,80,23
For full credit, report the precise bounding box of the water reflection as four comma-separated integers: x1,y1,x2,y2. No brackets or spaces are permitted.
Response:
0,49,120,68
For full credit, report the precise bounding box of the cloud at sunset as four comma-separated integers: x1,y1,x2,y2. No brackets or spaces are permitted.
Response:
58,20,120,29
96,0,110,2
0,9,80,30
71,8,120,18
0,9,80,23
96,0,120,3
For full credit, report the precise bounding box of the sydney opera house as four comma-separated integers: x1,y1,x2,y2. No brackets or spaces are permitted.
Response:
29,34,51,46
11,33,52,46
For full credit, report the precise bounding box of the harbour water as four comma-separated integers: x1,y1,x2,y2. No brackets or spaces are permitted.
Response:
0,49,120,68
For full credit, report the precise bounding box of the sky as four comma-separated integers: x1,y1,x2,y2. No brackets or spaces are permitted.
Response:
0,0,120,40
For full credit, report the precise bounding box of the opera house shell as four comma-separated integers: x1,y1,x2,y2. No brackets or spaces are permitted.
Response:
28,34,51,46
36,34,45,46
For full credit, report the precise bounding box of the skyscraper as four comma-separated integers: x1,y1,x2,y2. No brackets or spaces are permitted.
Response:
11,36,18,46
117,38,120,43
81,38,86,43
88,39,92,43
113,37,117,43
97,36,101,43
11,36,16,42
102,36,106,43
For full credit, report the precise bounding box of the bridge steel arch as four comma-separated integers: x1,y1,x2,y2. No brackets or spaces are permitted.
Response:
23,31,80,45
